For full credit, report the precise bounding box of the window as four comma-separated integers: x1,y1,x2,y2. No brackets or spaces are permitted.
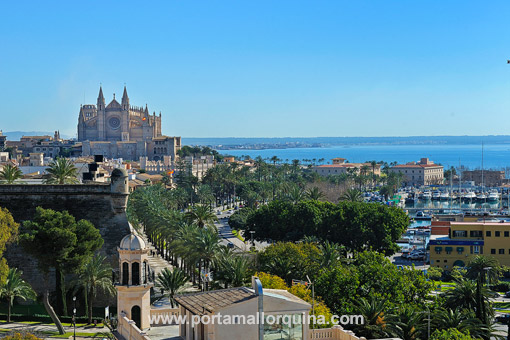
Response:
486,231,491,237
491,249,496,255
500,249,505,255
473,246,480,254
470,231,483,238
264,314,303,340
435,247,442,254
457,247,464,254
496,231,501,237
505,231,509,237
453,230,467,238
445,247,453,254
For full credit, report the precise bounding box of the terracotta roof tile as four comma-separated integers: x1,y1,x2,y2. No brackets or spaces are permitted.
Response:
175,287,256,315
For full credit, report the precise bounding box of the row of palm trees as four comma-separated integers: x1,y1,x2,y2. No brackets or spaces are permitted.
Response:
0,158,78,184
128,186,254,301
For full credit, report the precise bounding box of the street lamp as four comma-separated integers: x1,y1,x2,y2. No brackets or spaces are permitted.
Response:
250,231,255,247
72,296,77,340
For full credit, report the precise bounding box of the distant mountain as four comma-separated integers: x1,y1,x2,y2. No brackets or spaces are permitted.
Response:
2,131,73,140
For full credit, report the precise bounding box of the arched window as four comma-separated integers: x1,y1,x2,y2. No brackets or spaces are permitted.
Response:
122,262,129,285
132,262,140,285
142,261,147,284
131,305,141,329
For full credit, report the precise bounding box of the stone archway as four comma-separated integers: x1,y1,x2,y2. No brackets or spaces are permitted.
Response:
131,305,141,329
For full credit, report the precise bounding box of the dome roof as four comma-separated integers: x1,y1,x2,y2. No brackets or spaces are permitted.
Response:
119,233,146,250
111,168,127,178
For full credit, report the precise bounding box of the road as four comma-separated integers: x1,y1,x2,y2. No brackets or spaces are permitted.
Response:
214,208,268,251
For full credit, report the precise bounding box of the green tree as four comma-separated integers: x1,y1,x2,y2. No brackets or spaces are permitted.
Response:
19,207,103,331
0,207,19,285
305,187,325,201
430,329,473,340
351,296,388,338
44,157,79,184
339,189,363,202
0,268,36,322
0,164,23,184
156,268,188,308
465,255,500,323
214,255,253,288
185,205,218,229
73,254,115,324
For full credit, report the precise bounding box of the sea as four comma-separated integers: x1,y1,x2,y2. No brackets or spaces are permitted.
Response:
216,144,510,170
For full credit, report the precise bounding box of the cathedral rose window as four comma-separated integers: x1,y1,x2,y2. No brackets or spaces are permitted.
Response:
109,117,121,129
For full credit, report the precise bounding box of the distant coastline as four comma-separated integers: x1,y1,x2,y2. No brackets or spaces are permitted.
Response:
182,136,510,150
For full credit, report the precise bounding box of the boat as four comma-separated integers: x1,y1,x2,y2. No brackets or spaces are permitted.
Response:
477,193,487,202
421,191,432,200
488,190,500,202
414,211,432,220
463,191,476,202
432,191,441,200
440,192,450,201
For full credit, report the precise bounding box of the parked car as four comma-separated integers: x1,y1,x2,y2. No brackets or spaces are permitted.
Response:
409,253,426,261
505,291,510,298
227,242,235,249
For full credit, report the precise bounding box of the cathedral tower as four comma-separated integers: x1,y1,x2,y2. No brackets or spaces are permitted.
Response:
97,86,106,140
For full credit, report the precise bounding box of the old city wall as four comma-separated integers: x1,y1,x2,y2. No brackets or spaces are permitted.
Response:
0,182,130,293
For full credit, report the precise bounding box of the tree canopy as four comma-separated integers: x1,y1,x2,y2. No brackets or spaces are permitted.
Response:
245,200,409,255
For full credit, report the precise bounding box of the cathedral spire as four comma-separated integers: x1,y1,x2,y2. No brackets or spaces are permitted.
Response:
122,86,129,101
97,85,105,110
122,86,129,110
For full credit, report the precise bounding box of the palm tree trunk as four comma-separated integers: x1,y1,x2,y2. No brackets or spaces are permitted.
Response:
7,300,11,322
88,289,93,324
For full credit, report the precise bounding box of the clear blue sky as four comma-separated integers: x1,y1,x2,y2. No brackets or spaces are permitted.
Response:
1,1,510,138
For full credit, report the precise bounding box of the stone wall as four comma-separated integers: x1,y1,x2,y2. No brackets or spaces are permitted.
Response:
1,169,130,293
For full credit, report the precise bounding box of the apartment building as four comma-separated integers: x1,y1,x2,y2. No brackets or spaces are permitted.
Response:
430,221,510,269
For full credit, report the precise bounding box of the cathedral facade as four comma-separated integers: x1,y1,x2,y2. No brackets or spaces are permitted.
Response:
77,86,180,161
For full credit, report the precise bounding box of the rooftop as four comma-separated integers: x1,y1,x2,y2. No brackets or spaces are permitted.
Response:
175,287,256,315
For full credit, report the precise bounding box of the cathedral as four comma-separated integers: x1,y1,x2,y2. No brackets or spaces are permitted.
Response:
77,86,180,161
78,86,162,142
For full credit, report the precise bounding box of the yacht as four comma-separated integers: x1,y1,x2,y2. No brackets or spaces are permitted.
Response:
421,191,432,200
463,191,476,202
432,191,441,200
488,190,500,202
477,192,487,202
440,192,450,201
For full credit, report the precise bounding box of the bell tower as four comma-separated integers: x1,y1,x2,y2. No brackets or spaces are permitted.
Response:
116,232,153,330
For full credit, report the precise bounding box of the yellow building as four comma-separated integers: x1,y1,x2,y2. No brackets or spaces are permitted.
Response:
430,222,510,269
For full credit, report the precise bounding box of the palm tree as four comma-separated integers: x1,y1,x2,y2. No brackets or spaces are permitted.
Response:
385,307,424,340
287,186,304,204
185,205,218,229
465,255,500,323
74,254,116,324
305,187,325,201
44,157,79,184
0,268,36,322
352,296,388,339
320,241,345,267
214,255,253,288
0,164,23,184
431,308,493,339
339,188,363,202
156,268,188,307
